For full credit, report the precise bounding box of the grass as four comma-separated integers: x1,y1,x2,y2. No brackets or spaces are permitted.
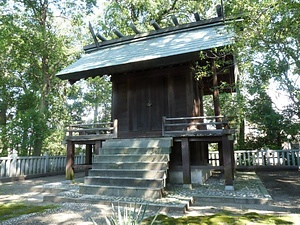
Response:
0,202,58,222
0,203,295,224
142,211,294,225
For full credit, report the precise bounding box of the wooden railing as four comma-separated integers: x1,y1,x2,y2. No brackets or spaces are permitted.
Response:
65,119,118,141
162,116,234,137
0,153,85,178
209,149,300,168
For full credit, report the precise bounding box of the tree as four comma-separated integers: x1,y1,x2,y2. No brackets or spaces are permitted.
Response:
83,76,112,123
0,0,97,156
226,0,300,147
96,0,218,37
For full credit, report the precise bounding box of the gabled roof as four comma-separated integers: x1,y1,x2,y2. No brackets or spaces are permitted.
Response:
56,18,233,83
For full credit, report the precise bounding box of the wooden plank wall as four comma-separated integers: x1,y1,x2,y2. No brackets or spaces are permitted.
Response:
112,64,197,137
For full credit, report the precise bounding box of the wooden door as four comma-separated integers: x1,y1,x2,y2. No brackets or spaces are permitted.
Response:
130,77,166,132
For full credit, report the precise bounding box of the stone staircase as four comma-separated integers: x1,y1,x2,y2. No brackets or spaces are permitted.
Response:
79,137,173,199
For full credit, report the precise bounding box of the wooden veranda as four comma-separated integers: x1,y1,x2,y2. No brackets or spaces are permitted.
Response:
65,120,117,179
65,115,235,186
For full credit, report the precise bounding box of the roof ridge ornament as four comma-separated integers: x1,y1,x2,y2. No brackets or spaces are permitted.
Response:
129,22,141,34
150,20,162,30
88,5,225,50
88,22,99,48
171,15,179,26
113,29,125,38
96,33,107,42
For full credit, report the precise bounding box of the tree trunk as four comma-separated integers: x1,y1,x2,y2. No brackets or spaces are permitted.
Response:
32,0,50,156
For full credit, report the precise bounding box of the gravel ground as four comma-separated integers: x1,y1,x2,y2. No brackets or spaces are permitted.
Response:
1,170,300,224
256,170,300,209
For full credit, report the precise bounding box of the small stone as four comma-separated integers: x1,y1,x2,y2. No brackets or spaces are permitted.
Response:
225,185,234,191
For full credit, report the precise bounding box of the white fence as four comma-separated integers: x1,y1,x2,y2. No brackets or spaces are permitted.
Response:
1,149,299,178
0,153,85,178
209,149,300,168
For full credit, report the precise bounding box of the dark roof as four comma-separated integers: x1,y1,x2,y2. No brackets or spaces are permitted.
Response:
56,18,233,82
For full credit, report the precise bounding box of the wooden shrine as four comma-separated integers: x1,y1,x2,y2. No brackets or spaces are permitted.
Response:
57,9,237,188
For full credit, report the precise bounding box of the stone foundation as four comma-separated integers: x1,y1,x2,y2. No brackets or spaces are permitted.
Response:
168,167,213,185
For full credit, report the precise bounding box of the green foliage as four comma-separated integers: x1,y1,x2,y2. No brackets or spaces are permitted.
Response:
97,0,217,38
225,0,300,148
0,0,97,156
1,0,299,154
99,203,158,225
194,46,234,80
0,202,58,222
245,90,284,149
83,76,112,123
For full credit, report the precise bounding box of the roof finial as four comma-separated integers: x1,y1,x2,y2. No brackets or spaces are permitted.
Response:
194,12,201,21
150,20,162,30
129,22,141,34
113,29,125,38
171,15,179,26
88,22,99,48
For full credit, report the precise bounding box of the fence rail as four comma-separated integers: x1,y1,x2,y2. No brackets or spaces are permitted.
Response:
209,149,300,168
1,149,299,178
0,153,85,178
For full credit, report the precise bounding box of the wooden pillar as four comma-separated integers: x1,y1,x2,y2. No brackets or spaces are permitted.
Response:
222,135,234,187
199,81,209,164
85,144,93,176
211,59,221,127
211,59,223,168
181,138,191,184
66,140,75,180
230,140,235,177
218,142,224,167
200,142,209,165
167,74,175,117
95,140,102,155
199,80,205,118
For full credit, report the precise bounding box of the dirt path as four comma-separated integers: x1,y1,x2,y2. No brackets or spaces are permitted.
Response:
1,170,300,224
256,170,300,210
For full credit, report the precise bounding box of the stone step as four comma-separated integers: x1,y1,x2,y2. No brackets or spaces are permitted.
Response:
92,162,168,170
84,176,164,188
79,184,163,199
99,147,171,155
94,154,170,163
102,137,173,148
81,137,173,200
43,194,189,213
88,169,166,178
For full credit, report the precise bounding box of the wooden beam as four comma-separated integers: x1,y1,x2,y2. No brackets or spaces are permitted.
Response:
95,140,102,155
211,59,224,164
150,20,162,30
85,144,93,176
88,22,99,48
211,59,222,128
194,12,201,21
96,33,107,42
171,15,179,26
113,29,125,38
181,138,191,184
218,142,224,166
66,141,75,180
129,22,141,34
222,135,234,186
216,5,223,18
167,74,175,117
